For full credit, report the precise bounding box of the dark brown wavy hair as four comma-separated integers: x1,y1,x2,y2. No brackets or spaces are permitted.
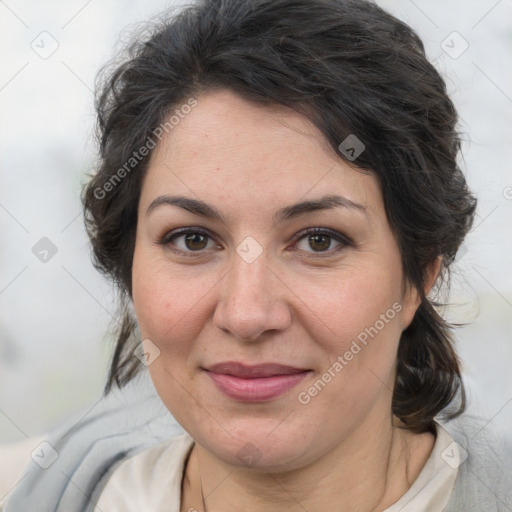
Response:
82,0,477,433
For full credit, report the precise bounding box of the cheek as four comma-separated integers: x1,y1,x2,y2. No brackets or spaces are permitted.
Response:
295,262,404,344
132,244,200,337
290,260,406,397
292,278,404,430
131,251,212,414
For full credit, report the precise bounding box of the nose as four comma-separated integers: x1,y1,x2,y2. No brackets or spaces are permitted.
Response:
212,248,292,343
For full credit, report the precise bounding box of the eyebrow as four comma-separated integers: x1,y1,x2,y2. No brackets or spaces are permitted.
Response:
146,194,367,223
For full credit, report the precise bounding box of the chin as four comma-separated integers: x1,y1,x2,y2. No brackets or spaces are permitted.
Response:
188,413,330,472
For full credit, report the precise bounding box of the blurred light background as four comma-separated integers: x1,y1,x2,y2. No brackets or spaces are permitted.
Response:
0,0,511,444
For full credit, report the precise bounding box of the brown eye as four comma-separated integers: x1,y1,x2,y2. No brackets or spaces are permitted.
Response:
161,229,218,254
307,234,332,252
183,232,209,250
294,228,351,255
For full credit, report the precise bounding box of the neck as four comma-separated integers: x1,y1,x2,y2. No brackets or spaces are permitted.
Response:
181,417,435,512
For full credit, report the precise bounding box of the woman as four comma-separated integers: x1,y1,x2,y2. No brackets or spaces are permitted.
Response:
2,0,511,511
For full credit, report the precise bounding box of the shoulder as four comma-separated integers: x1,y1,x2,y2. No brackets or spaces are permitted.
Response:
95,432,194,511
439,414,512,511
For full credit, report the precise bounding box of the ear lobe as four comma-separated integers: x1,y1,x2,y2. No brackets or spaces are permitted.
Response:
400,284,421,331
400,256,443,330
424,255,442,297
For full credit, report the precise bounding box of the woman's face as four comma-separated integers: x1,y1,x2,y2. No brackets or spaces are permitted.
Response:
132,89,421,470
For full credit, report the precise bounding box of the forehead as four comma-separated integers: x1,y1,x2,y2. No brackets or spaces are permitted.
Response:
141,89,382,220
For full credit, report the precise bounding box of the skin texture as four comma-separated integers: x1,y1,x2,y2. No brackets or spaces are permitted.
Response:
132,89,436,511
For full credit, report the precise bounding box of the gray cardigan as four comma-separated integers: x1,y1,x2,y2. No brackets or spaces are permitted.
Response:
4,376,512,511
442,415,512,511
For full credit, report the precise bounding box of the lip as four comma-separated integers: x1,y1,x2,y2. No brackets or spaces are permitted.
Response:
203,362,311,402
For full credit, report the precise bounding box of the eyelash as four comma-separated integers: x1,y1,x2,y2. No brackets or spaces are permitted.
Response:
157,227,353,259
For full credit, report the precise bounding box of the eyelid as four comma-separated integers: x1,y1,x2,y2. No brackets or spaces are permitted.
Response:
159,227,213,245
292,227,353,245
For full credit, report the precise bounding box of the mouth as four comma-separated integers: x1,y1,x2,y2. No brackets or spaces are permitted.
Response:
202,362,312,402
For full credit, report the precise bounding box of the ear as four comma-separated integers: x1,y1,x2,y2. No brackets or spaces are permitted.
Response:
400,256,443,330
424,255,442,296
